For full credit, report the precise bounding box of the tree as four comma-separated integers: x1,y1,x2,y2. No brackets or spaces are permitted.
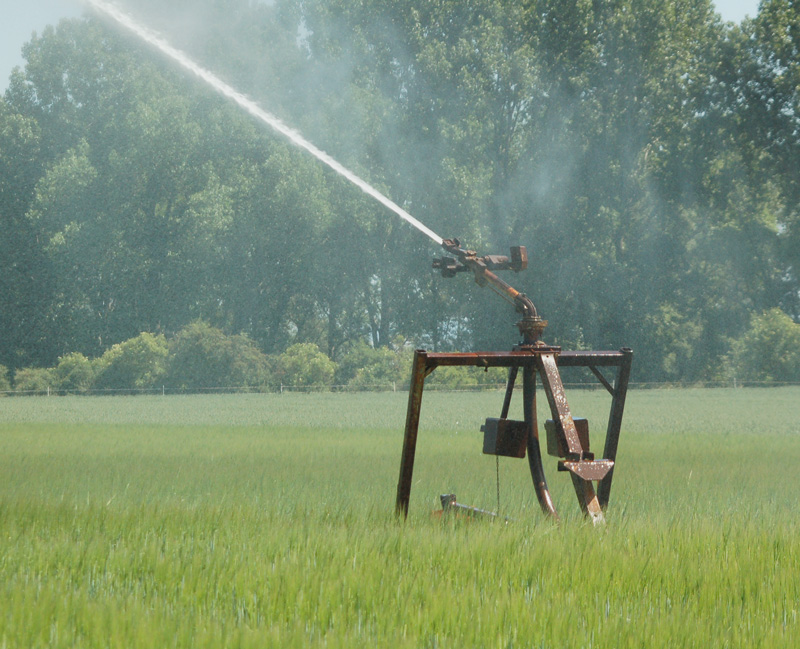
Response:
94,332,169,391
0,0,795,384
277,342,336,388
165,321,272,390
13,367,53,394
738,0,800,319
0,99,52,369
334,338,412,389
52,352,95,393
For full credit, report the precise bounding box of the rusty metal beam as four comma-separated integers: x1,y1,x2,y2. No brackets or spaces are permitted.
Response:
396,349,430,518
417,348,631,369
536,352,587,459
535,352,605,523
500,365,518,419
556,350,632,367
588,365,615,395
419,350,551,368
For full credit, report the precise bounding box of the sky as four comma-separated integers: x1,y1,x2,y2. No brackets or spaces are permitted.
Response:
1,1,765,93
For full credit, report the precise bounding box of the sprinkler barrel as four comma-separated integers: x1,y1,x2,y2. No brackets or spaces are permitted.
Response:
434,238,528,274
433,238,544,343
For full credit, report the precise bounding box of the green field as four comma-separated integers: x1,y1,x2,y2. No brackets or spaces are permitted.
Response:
2,388,799,647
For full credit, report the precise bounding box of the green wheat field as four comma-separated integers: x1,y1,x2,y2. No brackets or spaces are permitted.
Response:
2,387,799,648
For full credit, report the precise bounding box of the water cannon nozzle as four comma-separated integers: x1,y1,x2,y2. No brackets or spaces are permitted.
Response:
510,246,528,272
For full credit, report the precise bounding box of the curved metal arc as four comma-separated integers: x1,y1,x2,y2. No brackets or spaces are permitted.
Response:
522,365,558,518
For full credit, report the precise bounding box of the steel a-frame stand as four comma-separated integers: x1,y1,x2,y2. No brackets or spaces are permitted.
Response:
395,345,632,523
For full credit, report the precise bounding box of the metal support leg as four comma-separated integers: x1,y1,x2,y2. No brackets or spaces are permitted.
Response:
396,350,429,518
597,348,633,508
537,352,605,524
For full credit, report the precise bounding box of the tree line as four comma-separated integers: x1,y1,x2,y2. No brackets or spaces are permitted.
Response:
1,0,799,386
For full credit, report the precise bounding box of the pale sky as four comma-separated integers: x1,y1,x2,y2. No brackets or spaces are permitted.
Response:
1,1,765,93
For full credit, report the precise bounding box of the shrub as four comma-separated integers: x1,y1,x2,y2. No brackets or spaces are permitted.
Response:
277,342,336,389
336,341,412,390
727,309,800,383
14,367,53,394
52,352,94,393
334,341,381,386
94,332,169,391
165,321,272,390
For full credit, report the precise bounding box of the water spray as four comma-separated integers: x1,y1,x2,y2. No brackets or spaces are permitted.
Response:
83,0,443,246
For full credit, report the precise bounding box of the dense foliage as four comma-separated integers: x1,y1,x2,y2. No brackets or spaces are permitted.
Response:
1,0,799,383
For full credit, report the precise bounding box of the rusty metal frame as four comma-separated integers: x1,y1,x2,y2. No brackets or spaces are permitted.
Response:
395,347,633,521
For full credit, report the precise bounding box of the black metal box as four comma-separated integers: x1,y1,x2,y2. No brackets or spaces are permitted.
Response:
481,418,527,458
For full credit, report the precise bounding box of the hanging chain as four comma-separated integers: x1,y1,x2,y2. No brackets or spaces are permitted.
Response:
496,455,501,513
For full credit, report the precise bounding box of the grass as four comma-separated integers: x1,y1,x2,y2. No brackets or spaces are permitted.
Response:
1,388,799,647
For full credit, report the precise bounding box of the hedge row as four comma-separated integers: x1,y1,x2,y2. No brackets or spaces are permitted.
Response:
0,321,509,395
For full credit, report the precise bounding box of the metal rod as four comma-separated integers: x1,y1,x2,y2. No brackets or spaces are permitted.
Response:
589,365,615,395
412,349,629,368
440,494,510,521
500,366,518,419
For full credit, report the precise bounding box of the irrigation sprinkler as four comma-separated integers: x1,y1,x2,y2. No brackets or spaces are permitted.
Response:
396,238,633,524
85,0,631,524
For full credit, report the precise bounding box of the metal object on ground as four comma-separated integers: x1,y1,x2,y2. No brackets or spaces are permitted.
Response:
396,238,633,523
438,494,507,521
440,493,497,518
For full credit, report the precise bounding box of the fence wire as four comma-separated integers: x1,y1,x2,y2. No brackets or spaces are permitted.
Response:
2,379,799,398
